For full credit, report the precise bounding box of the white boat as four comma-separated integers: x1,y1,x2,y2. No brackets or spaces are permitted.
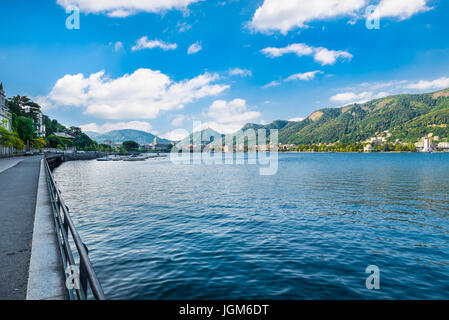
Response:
97,156,113,161
124,154,147,161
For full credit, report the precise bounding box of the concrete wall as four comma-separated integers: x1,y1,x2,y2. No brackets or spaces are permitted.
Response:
45,151,109,169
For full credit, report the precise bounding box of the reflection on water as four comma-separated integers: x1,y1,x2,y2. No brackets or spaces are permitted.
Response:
53,153,449,299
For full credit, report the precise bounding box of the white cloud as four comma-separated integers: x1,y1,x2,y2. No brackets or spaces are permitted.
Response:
330,75,449,106
249,0,432,34
313,48,353,65
171,115,186,126
201,99,261,134
177,22,192,33
132,37,178,51
261,43,352,66
359,80,408,90
289,117,305,122
187,42,202,54
262,80,281,89
161,128,190,141
352,77,449,93
330,91,389,104
56,0,202,17
229,68,252,78
285,71,323,82
80,121,153,133
375,0,431,20
406,77,449,91
113,41,124,51
249,0,366,34
41,69,229,119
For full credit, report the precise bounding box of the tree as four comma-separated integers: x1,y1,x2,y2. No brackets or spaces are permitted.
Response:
12,135,25,150
117,146,127,155
46,134,72,149
32,137,47,149
69,126,82,137
0,127,25,150
123,140,139,151
7,95,30,117
15,116,34,143
407,143,417,152
43,116,67,137
0,127,14,147
73,133,95,150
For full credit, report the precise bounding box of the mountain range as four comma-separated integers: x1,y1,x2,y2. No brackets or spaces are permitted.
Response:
85,129,171,145
271,87,449,144
177,88,449,146
86,88,449,147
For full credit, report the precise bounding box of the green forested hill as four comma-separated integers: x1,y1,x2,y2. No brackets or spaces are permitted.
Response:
85,129,171,145
240,88,449,144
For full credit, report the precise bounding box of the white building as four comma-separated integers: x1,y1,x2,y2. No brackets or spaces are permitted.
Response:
438,142,449,151
54,132,74,140
364,144,374,152
23,104,45,137
422,137,432,153
0,83,12,131
416,137,434,152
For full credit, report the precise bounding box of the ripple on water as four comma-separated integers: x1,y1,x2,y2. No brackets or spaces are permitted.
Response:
53,153,449,299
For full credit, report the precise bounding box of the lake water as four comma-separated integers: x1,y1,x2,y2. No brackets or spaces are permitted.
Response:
53,153,449,299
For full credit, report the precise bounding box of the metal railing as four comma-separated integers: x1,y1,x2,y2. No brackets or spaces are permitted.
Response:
44,158,106,300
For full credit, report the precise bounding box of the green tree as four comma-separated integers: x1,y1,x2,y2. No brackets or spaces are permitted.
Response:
407,143,417,152
43,116,67,137
69,126,82,137
123,140,139,151
0,127,25,150
32,137,47,149
6,95,30,117
0,127,15,147
15,116,34,143
73,133,95,150
46,134,72,149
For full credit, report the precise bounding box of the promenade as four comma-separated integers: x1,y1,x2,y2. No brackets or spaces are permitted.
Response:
0,156,66,300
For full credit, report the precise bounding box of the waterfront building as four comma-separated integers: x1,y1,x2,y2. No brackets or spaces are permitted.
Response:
438,142,449,152
417,137,434,153
415,141,424,149
154,143,171,151
423,138,431,152
23,104,45,137
364,137,383,145
364,144,374,152
35,111,45,137
54,132,75,140
0,83,12,132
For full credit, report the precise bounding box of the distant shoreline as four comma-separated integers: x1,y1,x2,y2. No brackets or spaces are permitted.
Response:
280,151,449,154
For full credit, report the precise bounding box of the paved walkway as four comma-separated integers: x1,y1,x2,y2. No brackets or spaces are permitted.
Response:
26,159,67,300
0,156,42,299
0,157,27,174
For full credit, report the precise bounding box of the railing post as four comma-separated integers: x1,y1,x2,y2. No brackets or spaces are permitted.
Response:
44,156,106,300
79,243,89,299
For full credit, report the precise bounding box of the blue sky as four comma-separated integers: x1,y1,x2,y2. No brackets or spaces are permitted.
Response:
1,0,449,139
